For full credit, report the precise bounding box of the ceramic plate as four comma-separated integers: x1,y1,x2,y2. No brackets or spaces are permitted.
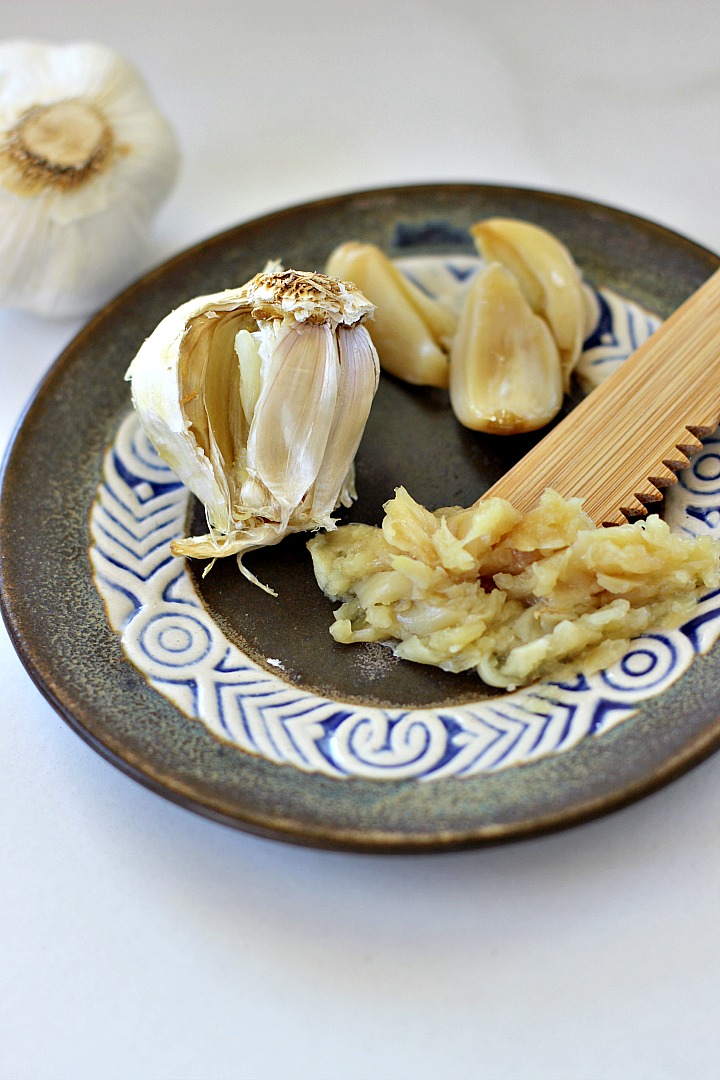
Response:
2,183,720,853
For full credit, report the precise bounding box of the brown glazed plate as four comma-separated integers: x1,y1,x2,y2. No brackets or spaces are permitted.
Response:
2,183,720,853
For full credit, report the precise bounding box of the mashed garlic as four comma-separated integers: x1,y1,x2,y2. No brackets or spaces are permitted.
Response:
307,489,720,689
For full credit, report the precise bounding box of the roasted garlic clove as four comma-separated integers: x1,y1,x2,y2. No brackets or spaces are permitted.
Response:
470,218,587,388
449,263,563,435
126,268,379,592
325,241,456,388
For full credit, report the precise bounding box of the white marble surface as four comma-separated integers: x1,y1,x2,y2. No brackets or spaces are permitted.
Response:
2,3,720,1078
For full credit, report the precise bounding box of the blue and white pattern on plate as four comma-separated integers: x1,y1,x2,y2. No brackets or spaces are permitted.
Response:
89,258,720,781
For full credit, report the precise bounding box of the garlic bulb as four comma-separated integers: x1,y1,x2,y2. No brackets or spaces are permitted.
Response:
126,268,380,592
326,242,457,387
0,40,180,317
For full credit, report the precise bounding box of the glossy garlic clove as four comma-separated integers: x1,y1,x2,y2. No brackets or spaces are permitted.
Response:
470,217,587,388
326,241,456,388
449,263,563,435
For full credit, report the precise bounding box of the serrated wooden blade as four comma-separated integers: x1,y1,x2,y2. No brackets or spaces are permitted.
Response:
482,266,720,525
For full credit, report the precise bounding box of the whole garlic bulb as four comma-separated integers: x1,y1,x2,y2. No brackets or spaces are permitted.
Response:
0,40,180,317
126,268,380,593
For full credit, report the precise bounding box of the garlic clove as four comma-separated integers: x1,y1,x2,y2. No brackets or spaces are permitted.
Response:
326,241,456,388
235,329,263,427
126,269,380,590
0,40,180,317
247,320,340,518
449,263,563,434
309,322,380,524
470,218,586,388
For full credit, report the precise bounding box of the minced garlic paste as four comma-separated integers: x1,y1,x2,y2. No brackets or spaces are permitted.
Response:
307,488,720,689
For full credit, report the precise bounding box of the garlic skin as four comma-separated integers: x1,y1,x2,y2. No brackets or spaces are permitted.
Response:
0,40,180,317
126,269,380,592
326,242,456,387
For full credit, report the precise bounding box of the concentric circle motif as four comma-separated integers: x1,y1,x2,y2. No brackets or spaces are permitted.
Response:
89,258,720,781
596,636,688,696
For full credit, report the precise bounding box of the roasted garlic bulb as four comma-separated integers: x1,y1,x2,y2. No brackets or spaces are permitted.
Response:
0,40,179,317
449,263,563,434
326,241,456,387
470,218,588,388
126,268,380,592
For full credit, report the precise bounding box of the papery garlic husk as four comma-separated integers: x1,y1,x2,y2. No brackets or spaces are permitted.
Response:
470,218,587,388
326,241,457,388
126,268,380,592
449,263,563,434
0,40,180,317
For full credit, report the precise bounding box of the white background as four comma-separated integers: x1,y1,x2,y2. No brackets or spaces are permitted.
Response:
2,3,720,1078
